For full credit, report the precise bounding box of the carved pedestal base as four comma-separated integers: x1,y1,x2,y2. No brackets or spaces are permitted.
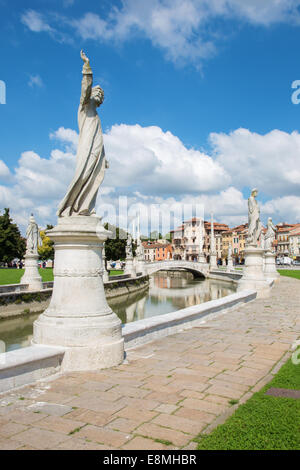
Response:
198,253,206,264
136,257,146,276
124,257,136,277
209,253,217,270
237,245,270,297
102,269,109,283
264,251,280,280
33,216,124,372
20,253,43,291
227,256,233,272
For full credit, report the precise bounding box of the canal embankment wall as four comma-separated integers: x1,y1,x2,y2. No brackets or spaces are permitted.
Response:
0,275,149,320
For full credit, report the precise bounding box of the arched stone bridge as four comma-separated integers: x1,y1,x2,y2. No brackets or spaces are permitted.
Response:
145,260,209,278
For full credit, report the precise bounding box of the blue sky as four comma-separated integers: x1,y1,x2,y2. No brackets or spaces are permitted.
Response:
1,0,300,233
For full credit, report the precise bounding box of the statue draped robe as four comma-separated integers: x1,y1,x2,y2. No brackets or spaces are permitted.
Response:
264,220,276,251
58,71,107,217
247,195,262,246
26,219,41,255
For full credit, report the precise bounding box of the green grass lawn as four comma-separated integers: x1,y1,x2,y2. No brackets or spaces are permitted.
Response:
195,358,300,450
0,268,54,285
109,270,124,276
278,269,300,280
0,267,123,285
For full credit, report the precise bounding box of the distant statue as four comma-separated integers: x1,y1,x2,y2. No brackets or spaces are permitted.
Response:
228,243,232,258
264,217,276,252
136,240,144,259
26,214,41,255
247,188,262,246
58,50,108,217
260,233,265,250
126,234,133,258
199,219,204,254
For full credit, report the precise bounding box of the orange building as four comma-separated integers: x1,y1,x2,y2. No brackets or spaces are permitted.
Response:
142,241,172,261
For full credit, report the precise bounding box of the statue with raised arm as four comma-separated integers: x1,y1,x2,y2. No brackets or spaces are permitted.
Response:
264,217,276,252
58,50,108,217
247,188,262,247
26,214,41,255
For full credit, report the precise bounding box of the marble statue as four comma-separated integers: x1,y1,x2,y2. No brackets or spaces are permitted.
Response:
247,188,262,246
126,234,133,258
199,219,204,254
264,217,276,252
25,214,41,255
58,50,108,217
210,213,216,254
228,243,232,258
260,233,265,250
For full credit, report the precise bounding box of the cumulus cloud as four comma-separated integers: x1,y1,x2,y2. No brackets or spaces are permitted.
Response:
2,122,300,233
262,196,300,223
21,1,300,67
0,160,11,181
211,128,300,197
50,127,78,152
104,123,229,194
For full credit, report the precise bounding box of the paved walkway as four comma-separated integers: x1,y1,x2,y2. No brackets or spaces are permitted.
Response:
0,276,299,450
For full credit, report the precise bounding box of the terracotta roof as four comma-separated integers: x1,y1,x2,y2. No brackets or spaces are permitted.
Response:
142,242,171,249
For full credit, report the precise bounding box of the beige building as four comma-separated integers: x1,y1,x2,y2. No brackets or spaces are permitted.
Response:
221,224,248,262
171,218,229,262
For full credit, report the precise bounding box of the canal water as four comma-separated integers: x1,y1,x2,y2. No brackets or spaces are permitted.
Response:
0,271,235,352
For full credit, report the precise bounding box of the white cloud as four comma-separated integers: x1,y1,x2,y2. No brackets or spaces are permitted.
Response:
211,128,300,197
0,160,11,181
50,127,78,152
2,122,300,233
21,10,52,33
28,74,44,88
21,1,300,67
262,196,300,223
104,123,229,194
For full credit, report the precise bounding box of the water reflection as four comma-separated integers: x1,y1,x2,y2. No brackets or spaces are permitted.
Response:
0,314,39,352
108,271,235,324
0,272,236,351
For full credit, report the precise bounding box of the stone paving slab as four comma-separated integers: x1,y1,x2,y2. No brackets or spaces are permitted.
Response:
0,276,299,450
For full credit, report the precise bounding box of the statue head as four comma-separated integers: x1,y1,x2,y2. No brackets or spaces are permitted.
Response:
91,85,104,107
29,214,36,224
251,188,258,197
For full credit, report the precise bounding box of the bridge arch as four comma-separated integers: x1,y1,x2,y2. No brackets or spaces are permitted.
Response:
145,260,209,278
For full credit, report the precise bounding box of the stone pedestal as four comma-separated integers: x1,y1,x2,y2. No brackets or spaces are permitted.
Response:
102,249,109,283
102,269,109,283
33,216,124,372
237,245,270,296
135,257,146,276
124,257,136,277
209,253,217,270
20,253,43,291
264,251,280,280
227,256,233,272
198,253,206,263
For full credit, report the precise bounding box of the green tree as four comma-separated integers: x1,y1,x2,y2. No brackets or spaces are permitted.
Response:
38,225,54,260
104,224,136,261
0,208,26,263
104,223,126,261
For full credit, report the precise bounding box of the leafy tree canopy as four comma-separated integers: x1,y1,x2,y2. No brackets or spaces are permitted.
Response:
0,208,26,263
104,223,136,260
38,225,54,261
